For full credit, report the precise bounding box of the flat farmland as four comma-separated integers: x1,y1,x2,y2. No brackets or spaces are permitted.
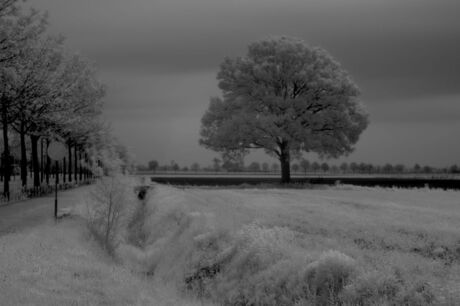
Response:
135,184,460,304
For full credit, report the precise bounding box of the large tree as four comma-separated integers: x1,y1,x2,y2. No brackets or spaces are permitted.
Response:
200,36,369,183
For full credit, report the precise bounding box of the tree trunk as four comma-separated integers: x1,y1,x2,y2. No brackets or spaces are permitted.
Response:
85,152,89,180
280,157,291,184
45,139,50,185
279,143,291,184
63,157,66,183
2,101,10,199
30,135,40,188
68,142,72,182
40,138,44,183
79,149,83,181
20,122,27,188
74,145,78,182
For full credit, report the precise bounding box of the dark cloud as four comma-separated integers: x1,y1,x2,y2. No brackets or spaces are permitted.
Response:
31,0,460,166
366,94,460,123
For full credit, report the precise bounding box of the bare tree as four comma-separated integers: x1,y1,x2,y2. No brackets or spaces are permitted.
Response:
87,176,132,253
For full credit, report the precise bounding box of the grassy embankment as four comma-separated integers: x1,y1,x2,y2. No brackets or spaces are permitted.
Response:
118,183,460,305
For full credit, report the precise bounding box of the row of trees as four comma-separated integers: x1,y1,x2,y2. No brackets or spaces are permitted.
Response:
0,0,128,199
287,161,460,175
142,158,460,175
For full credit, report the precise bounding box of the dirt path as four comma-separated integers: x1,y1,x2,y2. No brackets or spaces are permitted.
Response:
0,186,90,236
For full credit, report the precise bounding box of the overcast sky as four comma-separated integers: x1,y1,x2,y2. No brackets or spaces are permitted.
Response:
33,0,460,167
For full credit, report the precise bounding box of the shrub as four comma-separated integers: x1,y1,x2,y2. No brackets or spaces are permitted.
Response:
341,270,437,305
248,259,309,306
305,250,357,305
341,270,401,305
87,175,133,254
396,281,436,305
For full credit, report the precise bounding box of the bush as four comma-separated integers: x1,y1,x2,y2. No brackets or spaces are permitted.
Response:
305,250,357,305
397,281,436,305
341,269,437,305
246,259,308,305
87,175,134,254
341,270,401,305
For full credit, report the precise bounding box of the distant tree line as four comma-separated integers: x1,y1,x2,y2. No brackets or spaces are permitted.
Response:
0,0,130,199
140,158,460,175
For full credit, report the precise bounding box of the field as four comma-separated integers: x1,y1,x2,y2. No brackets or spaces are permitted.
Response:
121,183,460,305
2,182,460,305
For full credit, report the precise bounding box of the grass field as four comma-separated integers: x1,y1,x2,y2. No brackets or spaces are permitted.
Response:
2,182,459,305
119,183,460,305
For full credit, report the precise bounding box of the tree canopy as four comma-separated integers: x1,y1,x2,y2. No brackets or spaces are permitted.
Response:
0,0,128,196
200,36,369,183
